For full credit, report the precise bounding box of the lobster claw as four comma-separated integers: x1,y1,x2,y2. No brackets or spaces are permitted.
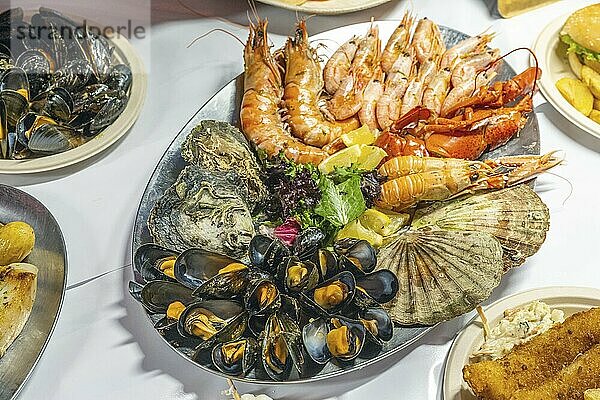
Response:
390,107,431,133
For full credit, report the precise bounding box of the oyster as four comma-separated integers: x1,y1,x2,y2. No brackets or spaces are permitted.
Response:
412,185,550,271
148,165,255,259
377,229,504,325
181,120,267,207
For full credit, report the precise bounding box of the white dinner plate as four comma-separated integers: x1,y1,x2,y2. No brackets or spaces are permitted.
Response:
443,286,600,400
0,11,147,174
257,0,391,15
532,13,600,139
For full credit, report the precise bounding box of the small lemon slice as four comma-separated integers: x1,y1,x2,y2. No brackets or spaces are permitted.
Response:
356,146,387,171
341,125,376,147
336,219,383,248
359,209,391,235
318,144,362,174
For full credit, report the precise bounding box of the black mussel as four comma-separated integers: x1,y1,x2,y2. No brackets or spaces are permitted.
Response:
248,314,268,337
53,59,95,92
212,337,259,377
292,227,325,260
278,256,319,294
15,112,55,145
0,89,28,128
83,31,113,80
261,312,304,381
134,243,179,282
249,235,290,274
334,238,377,274
303,316,366,364
71,83,111,112
106,63,132,93
312,248,340,280
0,8,24,28
128,280,195,314
302,318,331,365
325,316,366,362
173,248,243,289
355,270,399,304
0,98,6,158
15,49,53,99
1,67,29,98
27,123,83,155
305,271,356,315
244,278,280,316
191,263,252,300
87,93,127,134
359,308,393,343
280,293,301,322
177,300,247,344
33,87,74,122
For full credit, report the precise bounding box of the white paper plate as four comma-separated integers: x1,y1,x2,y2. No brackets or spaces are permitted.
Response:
443,286,600,400
532,14,600,139
257,0,391,15
0,22,147,174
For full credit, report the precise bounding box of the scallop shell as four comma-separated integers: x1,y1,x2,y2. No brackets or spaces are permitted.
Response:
377,229,504,325
181,120,267,207
412,185,550,270
148,165,255,259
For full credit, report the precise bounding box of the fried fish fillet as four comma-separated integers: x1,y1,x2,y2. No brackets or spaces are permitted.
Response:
463,307,600,400
511,343,600,399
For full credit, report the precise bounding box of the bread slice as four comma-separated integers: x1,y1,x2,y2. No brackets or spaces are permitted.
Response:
0,263,38,358
586,389,600,400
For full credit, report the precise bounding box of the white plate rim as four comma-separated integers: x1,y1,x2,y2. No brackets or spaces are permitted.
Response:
442,286,600,400
531,13,600,139
257,0,391,15
0,26,147,174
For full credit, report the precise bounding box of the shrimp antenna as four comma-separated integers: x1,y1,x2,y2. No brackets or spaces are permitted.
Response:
247,0,260,25
187,28,244,48
176,0,248,30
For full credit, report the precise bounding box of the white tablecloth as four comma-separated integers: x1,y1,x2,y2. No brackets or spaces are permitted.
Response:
6,0,600,398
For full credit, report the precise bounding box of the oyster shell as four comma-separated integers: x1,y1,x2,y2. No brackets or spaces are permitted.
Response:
412,185,550,270
377,229,504,325
148,165,255,259
181,120,267,207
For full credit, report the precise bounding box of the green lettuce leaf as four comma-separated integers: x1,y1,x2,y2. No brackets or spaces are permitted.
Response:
314,174,366,228
560,34,600,62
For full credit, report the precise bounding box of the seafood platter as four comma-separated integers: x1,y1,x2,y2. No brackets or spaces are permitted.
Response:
0,7,146,174
130,13,563,383
0,184,67,399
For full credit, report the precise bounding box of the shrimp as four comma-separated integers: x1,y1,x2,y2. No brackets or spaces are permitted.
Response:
441,66,498,117
380,11,414,73
327,23,380,120
240,18,327,165
400,58,438,116
451,49,499,88
376,50,415,129
323,36,359,95
440,33,495,70
358,66,384,131
283,20,346,147
422,68,452,117
412,18,446,65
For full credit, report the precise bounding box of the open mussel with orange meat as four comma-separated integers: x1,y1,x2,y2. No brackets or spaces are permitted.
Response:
130,228,399,380
0,7,132,159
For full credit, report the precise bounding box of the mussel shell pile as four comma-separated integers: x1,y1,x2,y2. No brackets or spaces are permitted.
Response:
131,234,400,380
0,7,132,159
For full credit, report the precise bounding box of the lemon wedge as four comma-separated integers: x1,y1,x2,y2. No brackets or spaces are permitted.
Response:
341,125,376,147
318,144,387,174
336,219,383,247
359,209,391,235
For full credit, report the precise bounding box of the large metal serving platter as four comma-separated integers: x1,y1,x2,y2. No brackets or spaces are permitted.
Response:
0,184,67,399
132,22,539,384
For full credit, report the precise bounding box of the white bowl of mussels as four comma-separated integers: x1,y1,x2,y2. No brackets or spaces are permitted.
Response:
0,7,146,174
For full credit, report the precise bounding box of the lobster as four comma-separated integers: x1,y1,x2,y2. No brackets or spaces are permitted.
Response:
374,65,541,161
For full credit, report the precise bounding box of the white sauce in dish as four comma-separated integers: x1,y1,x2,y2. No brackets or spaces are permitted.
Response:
471,300,565,362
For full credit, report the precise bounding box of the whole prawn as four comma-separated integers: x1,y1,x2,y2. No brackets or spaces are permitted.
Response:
380,11,414,73
376,50,415,129
440,33,495,70
323,36,359,95
327,23,381,120
283,20,347,147
422,67,452,117
358,66,384,131
240,18,327,165
412,18,446,65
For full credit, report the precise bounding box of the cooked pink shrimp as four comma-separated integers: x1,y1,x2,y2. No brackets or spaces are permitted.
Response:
451,49,500,87
376,50,415,129
358,66,384,131
422,68,452,117
412,18,446,65
441,66,499,116
440,33,495,70
400,58,438,116
327,24,380,120
323,36,359,95
380,11,414,73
